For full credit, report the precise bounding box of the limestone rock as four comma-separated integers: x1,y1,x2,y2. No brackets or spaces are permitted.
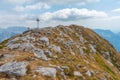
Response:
79,48,84,55
7,43,20,50
36,66,56,78
40,37,49,45
74,71,82,76
19,43,35,52
89,44,96,53
6,37,20,46
44,50,53,57
103,52,111,61
33,48,47,60
0,61,28,76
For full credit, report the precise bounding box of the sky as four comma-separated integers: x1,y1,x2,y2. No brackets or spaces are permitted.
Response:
0,0,120,32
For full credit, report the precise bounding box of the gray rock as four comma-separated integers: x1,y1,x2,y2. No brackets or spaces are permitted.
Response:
20,36,27,42
33,48,47,60
49,45,62,53
79,35,84,44
0,61,28,76
26,36,35,41
54,66,66,79
20,36,35,42
3,54,15,59
74,71,82,77
36,66,56,78
19,43,35,52
44,50,53,57
7,43,21,50
85,70,94,77
89,44,96,53
60,72,66,80
6,37,20,46
79,48,84,55
103,52,110,61
40,37,49,45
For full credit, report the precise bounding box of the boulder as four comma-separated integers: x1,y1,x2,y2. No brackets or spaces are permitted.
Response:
19,43,35,52
0,61,28,76
33,48,47,60
36,66,56,78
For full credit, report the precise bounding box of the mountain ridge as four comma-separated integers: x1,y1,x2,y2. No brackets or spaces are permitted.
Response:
0,25,120,80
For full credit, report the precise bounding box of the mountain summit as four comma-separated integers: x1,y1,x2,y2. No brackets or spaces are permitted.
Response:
0,25,120,80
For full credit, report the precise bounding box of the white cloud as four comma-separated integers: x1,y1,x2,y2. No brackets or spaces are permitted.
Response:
14,2,50,12
112,8,120,12
39,8,108,21
0,13,37,28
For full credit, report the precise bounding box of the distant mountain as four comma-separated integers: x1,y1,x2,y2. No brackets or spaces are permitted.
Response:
117,32,120,37
0,26,27,42
94,29,120,52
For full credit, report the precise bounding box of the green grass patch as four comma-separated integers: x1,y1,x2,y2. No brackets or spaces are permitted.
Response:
0,39,10,49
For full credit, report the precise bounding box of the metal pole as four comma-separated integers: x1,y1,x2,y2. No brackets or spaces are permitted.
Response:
36,18,40,28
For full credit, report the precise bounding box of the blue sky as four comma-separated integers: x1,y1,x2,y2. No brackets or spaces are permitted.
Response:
0,0,120,32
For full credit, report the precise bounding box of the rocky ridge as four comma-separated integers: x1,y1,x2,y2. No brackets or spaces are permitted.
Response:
0,25,120,80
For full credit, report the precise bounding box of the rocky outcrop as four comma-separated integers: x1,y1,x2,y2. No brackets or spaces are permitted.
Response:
36,66,56,78
0,61,28,76
33,48,47,60
40,36,49,46
7,43,20,50
49,45,62,53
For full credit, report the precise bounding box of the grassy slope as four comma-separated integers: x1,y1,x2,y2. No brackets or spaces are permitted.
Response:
0,25,120,80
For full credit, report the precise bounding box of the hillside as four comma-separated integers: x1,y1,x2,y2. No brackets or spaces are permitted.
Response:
0,25,120,80
94,29,120,52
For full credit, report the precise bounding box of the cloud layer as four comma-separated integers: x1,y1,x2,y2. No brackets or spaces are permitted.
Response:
112,8,120,12
39,8,107,21
14,2,50,12
1,0,120,32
